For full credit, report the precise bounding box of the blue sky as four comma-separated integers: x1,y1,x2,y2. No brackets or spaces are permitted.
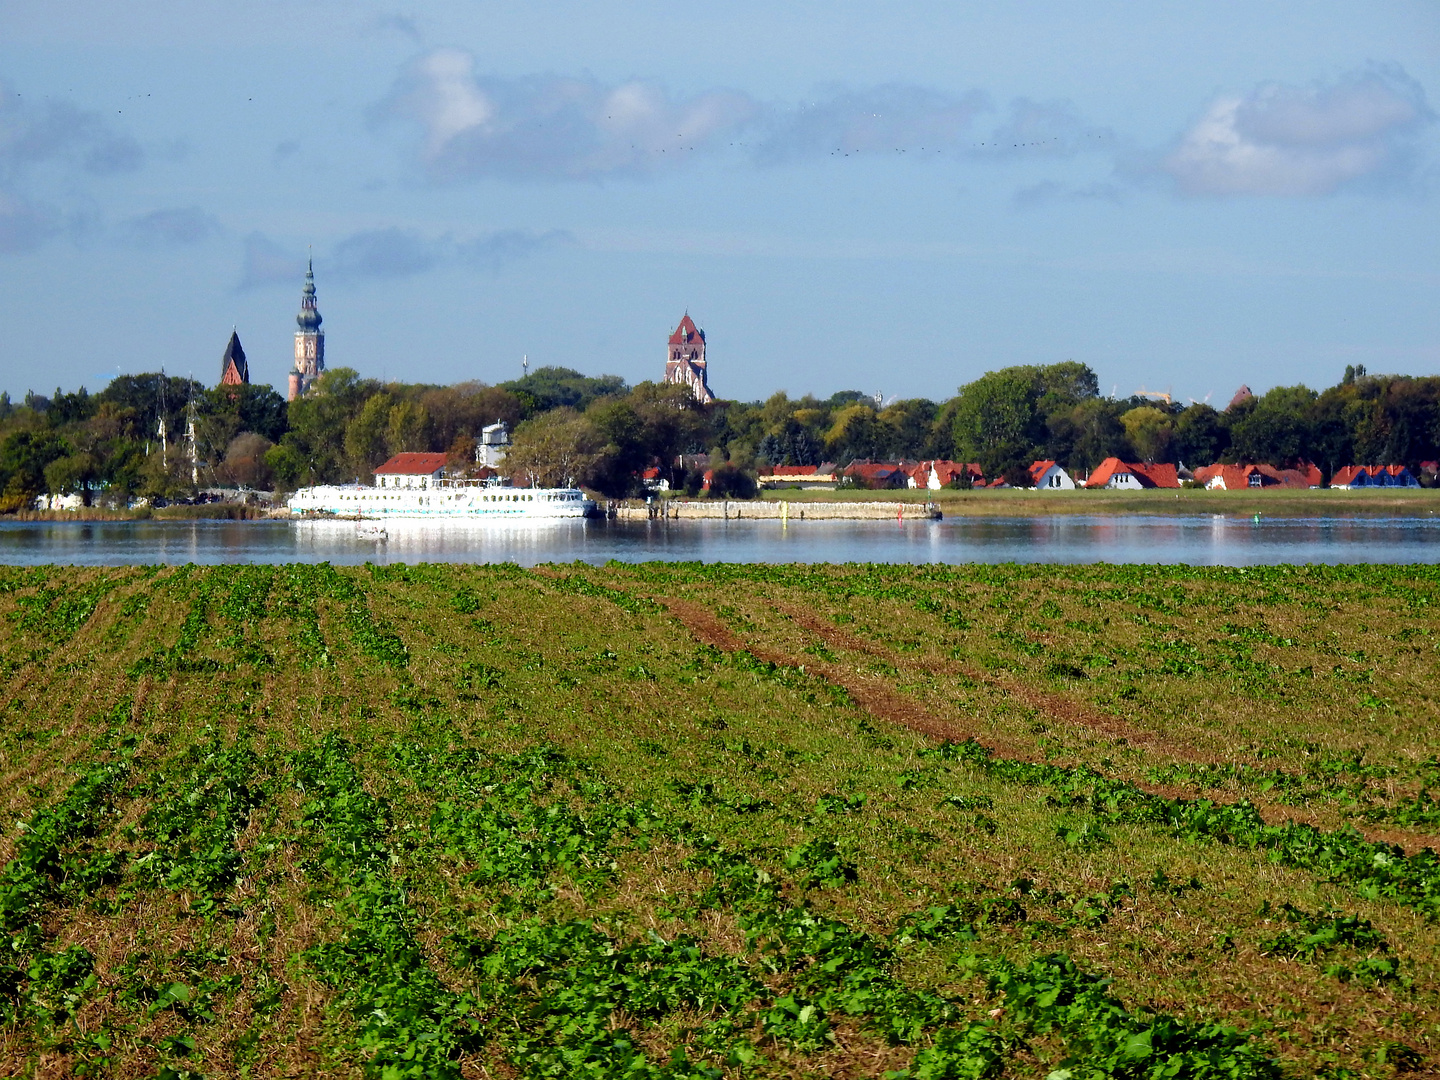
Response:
1,0,1436,404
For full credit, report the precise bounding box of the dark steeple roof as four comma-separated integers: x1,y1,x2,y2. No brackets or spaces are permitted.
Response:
220,330,249,385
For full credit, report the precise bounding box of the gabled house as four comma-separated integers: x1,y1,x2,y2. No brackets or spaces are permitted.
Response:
1195,463,1323,490
1084,458,1181,489
843,460,910,489
1331,465,1420,489
759,464,840,489
1029,460,1075,490
374,452,448,489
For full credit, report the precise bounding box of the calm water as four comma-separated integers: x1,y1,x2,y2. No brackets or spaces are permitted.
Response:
0,515,1437,566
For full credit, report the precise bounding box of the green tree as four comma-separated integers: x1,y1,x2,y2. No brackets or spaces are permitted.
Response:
1173,404,1228,466
344,393,394,473
1120,407,1174,464
952,368,1040,478
1227,386,1317,465
506,408,602,488
0,430,70,511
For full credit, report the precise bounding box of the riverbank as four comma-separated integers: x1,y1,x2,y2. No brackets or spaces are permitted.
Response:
9,504,270,522
753,486,1440,517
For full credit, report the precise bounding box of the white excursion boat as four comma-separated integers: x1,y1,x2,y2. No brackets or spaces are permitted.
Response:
286,452,596,521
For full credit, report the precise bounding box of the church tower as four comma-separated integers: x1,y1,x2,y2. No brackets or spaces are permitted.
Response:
664,313,714,404
287,260,325,401
219,330,249,386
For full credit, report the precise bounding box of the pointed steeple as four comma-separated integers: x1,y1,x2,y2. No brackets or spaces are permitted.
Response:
220,329,249,386
296,258,323,332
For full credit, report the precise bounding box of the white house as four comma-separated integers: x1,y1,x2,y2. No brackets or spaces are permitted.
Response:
1028,460,1076,490
374,452,448,489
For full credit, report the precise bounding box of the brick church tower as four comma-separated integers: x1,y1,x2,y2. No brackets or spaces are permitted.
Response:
287,260,325,401
664,313,714,404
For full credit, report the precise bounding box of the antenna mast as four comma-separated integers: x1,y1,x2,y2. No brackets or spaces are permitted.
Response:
156,368,169,469
184,376,199,486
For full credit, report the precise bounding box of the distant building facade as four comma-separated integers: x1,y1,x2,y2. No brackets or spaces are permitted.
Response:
288,261,325,401
219,330,249,386
476,422,510,469
664,314,714,404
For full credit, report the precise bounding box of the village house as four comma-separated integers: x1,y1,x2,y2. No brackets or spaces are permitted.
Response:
374,452,448,489
758,464,840,490
1029,460,1076,489
843,460,912,489
905,460,983,489
1192,463,1322,490
1084,458,1181,489
1330,465,1421,489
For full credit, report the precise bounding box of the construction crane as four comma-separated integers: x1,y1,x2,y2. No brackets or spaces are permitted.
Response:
1134,386,1174,406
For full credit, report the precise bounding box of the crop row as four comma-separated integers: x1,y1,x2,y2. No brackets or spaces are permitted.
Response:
923,739,1440,917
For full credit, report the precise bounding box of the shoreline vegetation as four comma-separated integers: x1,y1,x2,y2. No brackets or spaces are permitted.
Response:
3,360,1439,513
0,562,1435,1078
7,487,1438,523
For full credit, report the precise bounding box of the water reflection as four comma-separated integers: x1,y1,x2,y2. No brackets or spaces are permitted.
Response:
0,514,1435,566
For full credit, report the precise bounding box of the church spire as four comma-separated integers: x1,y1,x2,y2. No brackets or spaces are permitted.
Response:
289,257,326,401
296,257,323,332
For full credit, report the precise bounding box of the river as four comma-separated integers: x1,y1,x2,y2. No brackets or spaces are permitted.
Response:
0,515,1437,566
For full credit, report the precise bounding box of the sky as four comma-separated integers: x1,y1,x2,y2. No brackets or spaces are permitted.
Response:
0,0,1437,406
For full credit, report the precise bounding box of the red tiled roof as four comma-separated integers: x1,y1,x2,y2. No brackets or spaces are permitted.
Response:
1134,462,1180,488
1029,460,1056,482
668,313,704,346
769,465,821,477
1084,458,1130,488
1085,459,1180,489
374,452,448,476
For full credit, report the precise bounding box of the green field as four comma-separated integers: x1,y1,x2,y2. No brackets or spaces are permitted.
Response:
2,562,1438,1079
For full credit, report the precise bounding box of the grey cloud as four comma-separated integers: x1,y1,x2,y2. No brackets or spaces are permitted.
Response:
457,228,571,271
377,48,758,181
987,98,1114,157
0,78,146,256
1163,67,1432,197
331,227,439,279
120,206,220,247
238,232,308,290
368,14,423,43
0,90,144,179
240,226,566,288
0,192,59,253
756,84,989,163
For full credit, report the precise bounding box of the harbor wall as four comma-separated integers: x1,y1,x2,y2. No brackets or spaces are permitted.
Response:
609,500,941,521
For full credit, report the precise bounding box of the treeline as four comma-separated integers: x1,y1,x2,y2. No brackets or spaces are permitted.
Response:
2,360,1437,508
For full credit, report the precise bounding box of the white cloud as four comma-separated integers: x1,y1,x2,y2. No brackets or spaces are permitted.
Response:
378,48,756,181
1164,68,1430,197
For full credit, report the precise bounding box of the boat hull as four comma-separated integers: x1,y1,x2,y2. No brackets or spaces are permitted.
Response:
287,484,596,520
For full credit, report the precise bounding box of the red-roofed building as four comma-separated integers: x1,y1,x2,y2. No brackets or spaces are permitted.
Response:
907,460,988,489
374,452,448,489
843,460,911,489
1029,460,1075,490
1084,458,1180,489
1193,462,1322,489
759,464,840,489
1331,465,1420,489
